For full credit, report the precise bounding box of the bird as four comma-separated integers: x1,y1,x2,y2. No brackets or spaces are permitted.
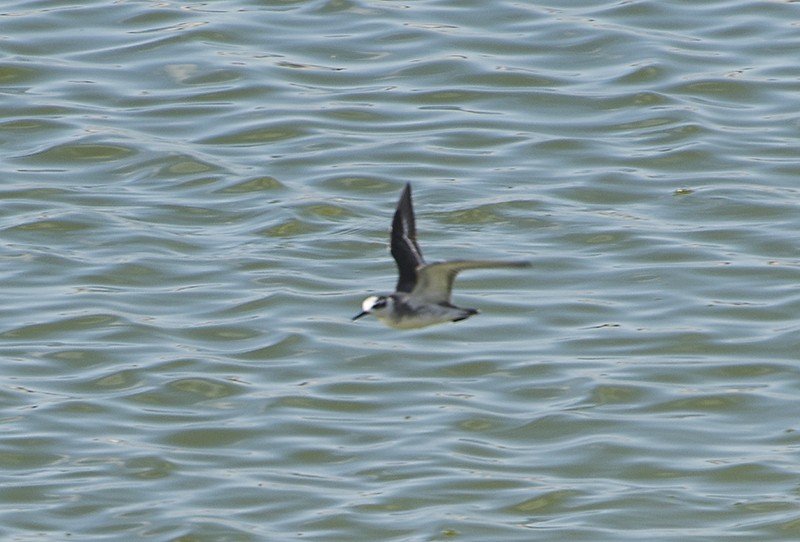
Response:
352,183,530,329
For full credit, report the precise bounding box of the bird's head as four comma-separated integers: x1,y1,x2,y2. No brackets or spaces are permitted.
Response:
352,295,393,322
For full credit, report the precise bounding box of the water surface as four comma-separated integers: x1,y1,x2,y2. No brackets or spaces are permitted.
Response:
2,1,800,540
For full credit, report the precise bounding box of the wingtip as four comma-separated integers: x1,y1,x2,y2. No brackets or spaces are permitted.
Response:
395,183,412,209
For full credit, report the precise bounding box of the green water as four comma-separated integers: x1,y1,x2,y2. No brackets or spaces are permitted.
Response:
2,0,800,540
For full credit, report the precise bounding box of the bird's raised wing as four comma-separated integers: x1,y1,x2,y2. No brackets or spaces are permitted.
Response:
391,183,425,293
410,260,530,305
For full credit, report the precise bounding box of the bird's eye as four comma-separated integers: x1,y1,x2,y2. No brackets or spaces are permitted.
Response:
373,299,387,309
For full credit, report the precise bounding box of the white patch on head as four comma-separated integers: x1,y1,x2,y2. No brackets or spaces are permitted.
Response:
361,295,380,312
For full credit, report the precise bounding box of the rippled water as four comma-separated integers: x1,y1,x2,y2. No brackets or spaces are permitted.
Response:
2,0,800,540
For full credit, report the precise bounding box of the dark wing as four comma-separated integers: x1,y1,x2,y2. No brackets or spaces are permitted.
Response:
391,183,425,293
410,260,531,304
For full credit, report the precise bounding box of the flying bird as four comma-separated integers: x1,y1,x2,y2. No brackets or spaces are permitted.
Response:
353,183,529,328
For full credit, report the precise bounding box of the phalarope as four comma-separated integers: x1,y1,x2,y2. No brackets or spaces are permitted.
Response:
353,183,529,329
